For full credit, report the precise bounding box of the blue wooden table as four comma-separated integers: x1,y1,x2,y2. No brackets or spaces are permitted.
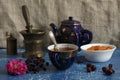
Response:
0,48,120,80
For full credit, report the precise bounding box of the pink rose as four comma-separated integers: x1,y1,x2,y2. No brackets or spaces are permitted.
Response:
6,59,28,75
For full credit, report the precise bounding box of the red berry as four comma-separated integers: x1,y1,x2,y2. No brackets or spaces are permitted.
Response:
91,65,96,71
105,70,113,75
87,67,92,72
76,59,84,63
102,67,107,72
108,64,112,69
109,68,115,73
86,64,92,68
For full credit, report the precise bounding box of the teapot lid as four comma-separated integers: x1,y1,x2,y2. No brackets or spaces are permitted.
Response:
61,16,80,25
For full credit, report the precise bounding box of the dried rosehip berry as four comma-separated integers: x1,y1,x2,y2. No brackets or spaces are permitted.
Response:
109,68,115,73
102,67,107,73
25,56,51,73
102,64,115,75
43,67,47,71
87,67,92,72
39,64,43,67
42,59,45,63
25,59,32,64
76,59,84,63
33,70,37,73
27,64,35,71
36,57,41,59
86,64,92,68
46,62,49,66
105,70,113,75
108,64,112,69
33,67,40,73
91,65,96,71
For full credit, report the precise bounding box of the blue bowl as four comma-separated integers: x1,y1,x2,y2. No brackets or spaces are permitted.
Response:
47,44,78,70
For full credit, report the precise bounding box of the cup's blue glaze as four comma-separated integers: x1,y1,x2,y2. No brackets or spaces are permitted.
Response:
50,16,92,47
48,52,75,70
48,44,78,70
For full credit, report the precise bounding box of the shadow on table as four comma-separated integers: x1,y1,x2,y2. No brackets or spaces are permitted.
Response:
0,70,7,75
0,48,24,59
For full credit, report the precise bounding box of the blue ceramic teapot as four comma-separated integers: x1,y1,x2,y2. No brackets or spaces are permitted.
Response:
50,16,92,47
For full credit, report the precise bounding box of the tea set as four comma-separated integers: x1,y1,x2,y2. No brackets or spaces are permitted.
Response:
15,5,116,70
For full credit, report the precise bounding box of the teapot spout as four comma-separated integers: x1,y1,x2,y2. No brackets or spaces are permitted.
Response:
50,23,57,32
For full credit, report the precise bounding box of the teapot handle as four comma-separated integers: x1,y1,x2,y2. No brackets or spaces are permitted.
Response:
81,29,93,45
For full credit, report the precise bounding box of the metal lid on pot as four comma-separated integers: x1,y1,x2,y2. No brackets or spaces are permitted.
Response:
61,16,80,26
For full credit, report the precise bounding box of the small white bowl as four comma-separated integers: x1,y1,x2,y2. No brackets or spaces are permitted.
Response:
80,43,116,62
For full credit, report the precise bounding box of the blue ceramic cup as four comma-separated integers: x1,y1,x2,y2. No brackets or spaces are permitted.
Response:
47,44,78,70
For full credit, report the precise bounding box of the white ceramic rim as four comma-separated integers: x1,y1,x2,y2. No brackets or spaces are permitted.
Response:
47,43,78,52
80,43,116,52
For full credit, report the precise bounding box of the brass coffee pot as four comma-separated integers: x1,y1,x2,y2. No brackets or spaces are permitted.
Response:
20,5,45,58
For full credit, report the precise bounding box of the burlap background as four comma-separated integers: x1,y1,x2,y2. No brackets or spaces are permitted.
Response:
0,0,120,48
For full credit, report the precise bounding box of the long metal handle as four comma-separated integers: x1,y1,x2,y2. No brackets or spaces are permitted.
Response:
22,5,32,33
22,5,30,26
